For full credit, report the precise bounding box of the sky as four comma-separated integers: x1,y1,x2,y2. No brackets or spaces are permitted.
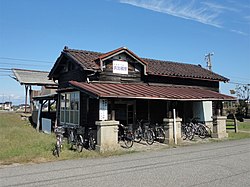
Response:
0,0,249,105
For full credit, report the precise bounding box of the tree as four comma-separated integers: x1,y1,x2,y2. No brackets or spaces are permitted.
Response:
235,84,250,118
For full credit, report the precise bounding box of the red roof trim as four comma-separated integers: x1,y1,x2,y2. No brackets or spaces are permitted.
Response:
96,47,148,74
69,81,236,101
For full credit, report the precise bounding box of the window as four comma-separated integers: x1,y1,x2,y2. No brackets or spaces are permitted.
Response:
60,92,80,125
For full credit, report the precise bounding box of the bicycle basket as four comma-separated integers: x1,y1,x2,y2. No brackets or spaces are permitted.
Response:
55,126,65,134
143,122,150,129
76,127,85,135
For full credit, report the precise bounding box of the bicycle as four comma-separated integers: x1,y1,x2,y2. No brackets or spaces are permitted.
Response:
53,126,65,157
151,123,165,143
118,124,134,148
133,120,154,145
67,125,85,152
188,118,211,139
67,125,96,152
80,127,96,151
181,122,194,140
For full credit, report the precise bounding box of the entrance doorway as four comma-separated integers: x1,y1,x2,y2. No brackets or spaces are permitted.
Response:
113,100,136,126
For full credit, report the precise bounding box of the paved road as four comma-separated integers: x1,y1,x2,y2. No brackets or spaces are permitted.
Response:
1,139,250,187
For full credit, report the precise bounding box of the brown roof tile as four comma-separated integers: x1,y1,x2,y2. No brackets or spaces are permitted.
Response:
143,58,228,81
61,47,228,82
69,81,235,101
63,48,101,70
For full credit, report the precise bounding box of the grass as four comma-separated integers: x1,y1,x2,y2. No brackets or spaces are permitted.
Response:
227,119,250,131
226,119,250,139
0,112,134,166
0,112,249,166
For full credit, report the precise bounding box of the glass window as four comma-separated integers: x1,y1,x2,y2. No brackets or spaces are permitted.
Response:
60,91,80,125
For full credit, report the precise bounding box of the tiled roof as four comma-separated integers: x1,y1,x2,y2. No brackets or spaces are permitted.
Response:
69,81,235,101
61,47,228,82
12,68,57,86
63,48,101,70
143,58,228,81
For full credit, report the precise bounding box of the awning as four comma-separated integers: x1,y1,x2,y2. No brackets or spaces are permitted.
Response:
12,68,57,86
69,81,236,101
33,93,58,101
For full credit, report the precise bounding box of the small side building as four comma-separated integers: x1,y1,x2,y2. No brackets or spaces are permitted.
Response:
12,68,58,133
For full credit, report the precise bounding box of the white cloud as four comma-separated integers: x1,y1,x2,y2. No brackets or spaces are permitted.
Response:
244,16,250,24
118,0,250,36
119,0,222,28
231,29,248,36
201,2,239,13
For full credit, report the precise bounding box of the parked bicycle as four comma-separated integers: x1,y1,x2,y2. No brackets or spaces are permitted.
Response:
151,123,165,143
53,126,65,157
188,118,211,139
66,125,96,152
118,124,134,148
133,120,154,145
181,122,194,140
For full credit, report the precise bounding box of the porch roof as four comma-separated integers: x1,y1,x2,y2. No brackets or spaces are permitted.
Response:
69,81,236,101
12,68,57,86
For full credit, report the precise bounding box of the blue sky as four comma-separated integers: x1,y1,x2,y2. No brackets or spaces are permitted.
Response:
0,0,249,105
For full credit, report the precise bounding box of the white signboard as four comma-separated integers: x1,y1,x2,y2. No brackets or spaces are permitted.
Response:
113,60,128,74
99,99,108,121
42,118,51,134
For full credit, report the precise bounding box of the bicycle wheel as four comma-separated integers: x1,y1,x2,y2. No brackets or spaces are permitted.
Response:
124,132,134,148
145,130,154,145
181,125,187,140
88,132,96,150
133,129,142,143
156,128,165,143
53,145,60,157
198,125,206,139
68,130,75,149
76,134,84,152
186,126,194,140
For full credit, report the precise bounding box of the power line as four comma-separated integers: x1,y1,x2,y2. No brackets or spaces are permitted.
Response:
228,81,250,86
0,68,12,70
0,57,53,64
0,62,50,67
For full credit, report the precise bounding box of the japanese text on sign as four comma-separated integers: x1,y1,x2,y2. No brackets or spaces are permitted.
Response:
113,60,128,74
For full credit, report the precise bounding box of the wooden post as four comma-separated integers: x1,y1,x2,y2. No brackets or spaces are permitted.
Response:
24,85,28,113
147,100,150,122
173,109,177,145
111,110,115,120
36,101,42,131
233,113,238,133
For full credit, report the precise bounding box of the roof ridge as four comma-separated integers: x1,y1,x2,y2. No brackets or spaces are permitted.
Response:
141,57,199,67
63,47,103,55
12,68,49,73
59,46,228,82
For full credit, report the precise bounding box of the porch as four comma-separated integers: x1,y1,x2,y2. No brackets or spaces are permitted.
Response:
58,81,235,152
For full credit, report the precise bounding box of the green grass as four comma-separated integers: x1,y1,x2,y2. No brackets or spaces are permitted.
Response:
226,119,250,139
227,119,250,131
0,112,249,165
0,112,134,165
228,132,250,139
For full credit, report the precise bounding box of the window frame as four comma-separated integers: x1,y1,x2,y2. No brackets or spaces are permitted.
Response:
60,91,80,125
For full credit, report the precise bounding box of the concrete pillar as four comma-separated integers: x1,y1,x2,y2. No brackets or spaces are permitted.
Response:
175,117,183,144
95,120,120,152
163,117,182,145
212,116,228,138
163,118,174,144
204,121,213,136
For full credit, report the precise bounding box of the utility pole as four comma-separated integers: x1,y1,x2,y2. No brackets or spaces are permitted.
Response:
205,52,214,71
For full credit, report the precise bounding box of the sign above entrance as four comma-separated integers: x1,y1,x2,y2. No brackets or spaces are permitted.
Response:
113,60,128,74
